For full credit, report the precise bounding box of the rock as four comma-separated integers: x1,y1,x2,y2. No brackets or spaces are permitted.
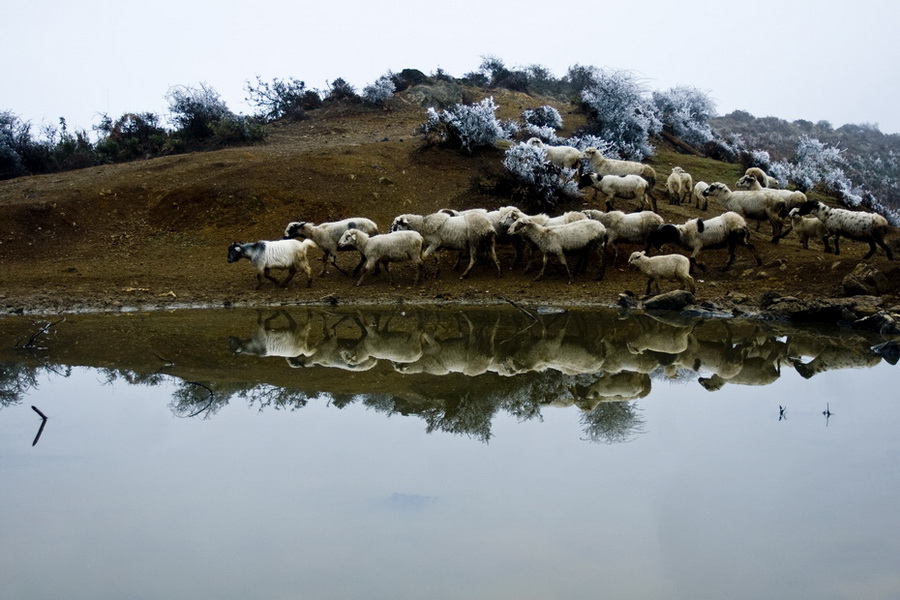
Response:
852,312,900,335
872,340,900,365
643,290,695,311
842,263,889,296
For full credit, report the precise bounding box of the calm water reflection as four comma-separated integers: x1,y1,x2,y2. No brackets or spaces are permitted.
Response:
1,306,899,599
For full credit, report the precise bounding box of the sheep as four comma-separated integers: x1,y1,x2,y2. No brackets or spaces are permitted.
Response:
787,207,833,252
582,209,664,265
647,211,763,272
497,207,589,271
440,206,528,269
744,166,780,188
390,211,502,279
337,228,425,286
283,217,379,277
581,147,657,189
227,238,317,289
579,172,655,212
735,173,807,213
506,215,607,283
797,200,894,260
666,167,693,206
692,181,709,211
526,137,583,172
702,182,786,242
628,250,696,296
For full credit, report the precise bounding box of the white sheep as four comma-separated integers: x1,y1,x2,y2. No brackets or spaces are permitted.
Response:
497,207,589,271
744,166,780,188
647,211,763,271
582,209,664,265
580,172,655,212
628,250,696,296
581,147,657,189
797,200,894,260
440,206,528,269
702,182,786,242
390,211,502,279
227,238,317,288
666,167,693,206
526,137,583,171
735,173,807,213
693,181,709,211
507,215,607,283
283,217,379,276
337,228,425,286
787,207,833,252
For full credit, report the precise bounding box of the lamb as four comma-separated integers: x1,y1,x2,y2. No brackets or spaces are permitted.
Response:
582,209,664,265
787,207,833,252
227,238,317,288
337,228,425,286
581,147,657,189
692,181,709,211
647,211,763,271
666,167,693,206
390,210,502,279
797,200,894,260
744,166,779,188
579,172,655,212
507,215,607,283
628,251,696,296
702,182,786,242
526,137,583,171
283,217,379,277
735,173,807,213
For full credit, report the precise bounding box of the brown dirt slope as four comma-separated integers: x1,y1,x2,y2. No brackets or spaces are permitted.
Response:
1,86,898,315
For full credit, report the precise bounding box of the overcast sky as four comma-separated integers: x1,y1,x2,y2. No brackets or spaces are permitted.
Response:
4,0,899,137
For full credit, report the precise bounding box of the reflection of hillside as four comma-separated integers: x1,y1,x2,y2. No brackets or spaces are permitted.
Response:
0,306,894,442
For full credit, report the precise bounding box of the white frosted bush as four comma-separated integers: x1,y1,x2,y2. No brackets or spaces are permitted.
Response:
503,141,579,207
652,86,716,149
363,74,396,106
421,97,516,153
522,105,563,129
580,69,661,160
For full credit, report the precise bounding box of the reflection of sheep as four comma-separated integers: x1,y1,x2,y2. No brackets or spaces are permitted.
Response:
797,200,894,260
787,208,833,252
390,211,502,279
283,218,379,276
735,174,807,213
793,342,882,379
648,212,763,272
583,209,664,265
227,238,316,289
581,147,657,189
628,250,696,295
228,310,316,366
580,173,655,212
744,166,779,188
692,181,709,211
703,182,786,242
507,215,607,283
666,167,693,206
337,229,425,286
526,137,582,170
573,372,651,406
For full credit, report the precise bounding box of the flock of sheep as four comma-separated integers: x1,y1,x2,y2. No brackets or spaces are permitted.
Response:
227,140,895,297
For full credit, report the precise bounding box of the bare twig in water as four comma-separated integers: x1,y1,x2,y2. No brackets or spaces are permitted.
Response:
19,317,66,350
499,296,538,322
31,405,49,446
31,405,47,420
178,381,216,418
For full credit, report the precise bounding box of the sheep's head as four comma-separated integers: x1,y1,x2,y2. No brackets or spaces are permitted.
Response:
526,137,544,147
390,215,413,232
734,174,759,190
227,242,246,263
283,221,307,239
338,229,358,249
507,218,529,236
796,200,822,216
627,251,645,265
647,224,681,250
581,147,601,161
703,182,728,197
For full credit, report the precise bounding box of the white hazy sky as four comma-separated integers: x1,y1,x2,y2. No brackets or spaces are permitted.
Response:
4,0,899,136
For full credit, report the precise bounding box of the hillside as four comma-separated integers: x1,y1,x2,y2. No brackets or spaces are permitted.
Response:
1,85,899,316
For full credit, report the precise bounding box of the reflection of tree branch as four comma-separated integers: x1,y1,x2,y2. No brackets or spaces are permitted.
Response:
31,405,48,446
580,401,645,444
176,381,217,419
17,317,66,350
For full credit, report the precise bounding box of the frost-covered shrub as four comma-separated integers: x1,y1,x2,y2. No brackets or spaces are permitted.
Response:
580,69,661,160
421,97,517,153
522,105,563,130
523,124,562,144
652,85,716,149
363,74,396,106
502,141,580,208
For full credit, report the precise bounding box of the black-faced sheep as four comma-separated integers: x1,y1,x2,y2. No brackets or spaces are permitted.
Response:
390,211,502,279
582,209,664,265
797,200,894,260
581,147,657,189
647,211,763,272
628,250,696,296
787,207,833,252
227,238,317,289
579,173,655,212
337,228,425,286
507,215,607,283
702,182,786,242
283,217,379,276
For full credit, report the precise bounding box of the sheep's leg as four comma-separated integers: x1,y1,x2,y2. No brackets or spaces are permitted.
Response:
822,236,833,253
383,261,394,285
645,277,654,296
351,253,367,277
833,235,842,256
488,243,503,278
593,244,606,280
558,253,575,284
262,267,282,287
877,237,894,260
318,254,329,276
329,253,349,276
459,248,477,279
414,260,424,284
355,265,370,287
533,253,551,282
280,266,298,288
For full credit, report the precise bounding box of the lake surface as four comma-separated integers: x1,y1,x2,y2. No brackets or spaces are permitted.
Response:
1,305,899,600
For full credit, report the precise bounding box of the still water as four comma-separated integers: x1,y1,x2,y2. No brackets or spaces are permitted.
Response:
1,306,899,600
